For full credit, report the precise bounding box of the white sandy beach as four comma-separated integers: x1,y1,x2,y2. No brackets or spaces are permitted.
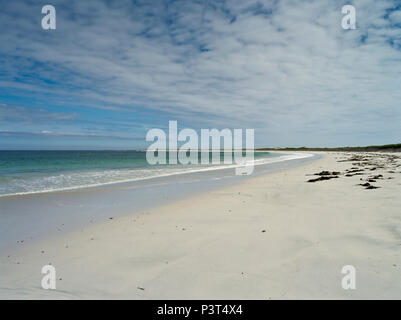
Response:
0,152,400,299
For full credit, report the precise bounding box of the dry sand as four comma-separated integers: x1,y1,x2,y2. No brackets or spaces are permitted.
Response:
0,152,400,299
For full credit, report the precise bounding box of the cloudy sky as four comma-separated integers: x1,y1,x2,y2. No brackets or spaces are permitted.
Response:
0,0,400,149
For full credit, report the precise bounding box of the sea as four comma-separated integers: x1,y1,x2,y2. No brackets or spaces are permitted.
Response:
0,150,296,197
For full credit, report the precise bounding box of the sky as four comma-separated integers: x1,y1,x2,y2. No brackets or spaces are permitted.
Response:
0,0,400,149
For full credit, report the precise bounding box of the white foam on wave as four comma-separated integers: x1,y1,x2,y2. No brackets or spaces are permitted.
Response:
0,152,314,197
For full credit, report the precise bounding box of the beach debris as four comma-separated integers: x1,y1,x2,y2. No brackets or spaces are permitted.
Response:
307,176,339,183
344,167,366,176
137,287,145,291
359,183,371,187
337,156,370,162
314,171,340,176
310,152,401,189
357,182,381,189
365,185,380,189
345,169,364,173
109,217,114,220
261,230,266,233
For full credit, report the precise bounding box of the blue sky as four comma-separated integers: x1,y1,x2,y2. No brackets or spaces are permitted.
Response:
0,0,400,149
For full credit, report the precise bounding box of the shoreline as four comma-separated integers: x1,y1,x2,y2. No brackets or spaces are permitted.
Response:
1,151,400,299
0,152,318,254
0,151,312,199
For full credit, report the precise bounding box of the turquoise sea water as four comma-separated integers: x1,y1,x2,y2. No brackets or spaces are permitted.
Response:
0,150,279,196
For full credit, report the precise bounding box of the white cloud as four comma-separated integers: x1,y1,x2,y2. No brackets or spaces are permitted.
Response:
0,0,400,147
389,8,401,23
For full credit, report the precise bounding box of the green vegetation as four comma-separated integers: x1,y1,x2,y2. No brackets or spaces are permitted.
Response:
258,143,401,152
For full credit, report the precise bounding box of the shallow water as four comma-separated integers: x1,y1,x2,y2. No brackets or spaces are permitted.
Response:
0,152,319,254
0,150,280,197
